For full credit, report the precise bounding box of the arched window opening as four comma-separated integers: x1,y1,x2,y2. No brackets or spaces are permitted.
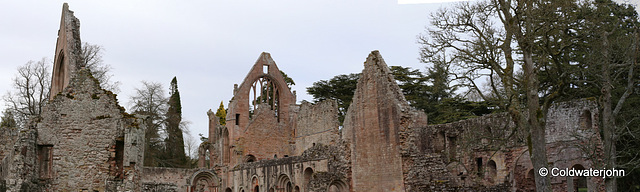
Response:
225,188,232,192
246,154,257,163
53,51,66,96
580,110,592,130
204,149,210,169
252,176,259,192
487,160,497,184
303,167,314,187
294,186,299,192
248,77,280,120
223,129,230,164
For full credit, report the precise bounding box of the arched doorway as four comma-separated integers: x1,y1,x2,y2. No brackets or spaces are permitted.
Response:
189,170,219,192
570,164,587,192
277,174,293,192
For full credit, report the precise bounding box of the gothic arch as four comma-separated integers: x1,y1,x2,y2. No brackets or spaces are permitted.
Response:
247,74,283,120
276,174,293,192
189,169,220,192
328,180,348,192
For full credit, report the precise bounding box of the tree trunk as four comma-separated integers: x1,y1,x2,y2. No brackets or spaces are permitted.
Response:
523,51,552,192
601,35,617,192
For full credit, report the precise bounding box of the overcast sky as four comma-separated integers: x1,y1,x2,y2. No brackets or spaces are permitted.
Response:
2,0,637,150
0,0,457,148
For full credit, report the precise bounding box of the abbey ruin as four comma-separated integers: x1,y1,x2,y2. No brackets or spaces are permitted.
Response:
0,4,604,192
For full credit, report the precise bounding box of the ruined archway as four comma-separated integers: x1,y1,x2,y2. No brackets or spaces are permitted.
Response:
189,170,220,192
570,164,587,192
303,167,313,187
327,180,347,192
276,174,293,192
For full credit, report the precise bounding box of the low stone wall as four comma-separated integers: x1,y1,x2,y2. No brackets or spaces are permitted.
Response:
142,167,196,192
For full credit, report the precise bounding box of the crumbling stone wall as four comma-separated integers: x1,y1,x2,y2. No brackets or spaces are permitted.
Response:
50,3,83,100
294,100,339,156
141,167,200,191
3,123,40,192
422,99,603,191
0,126,18,164
230,143,349,192
33,69,146,191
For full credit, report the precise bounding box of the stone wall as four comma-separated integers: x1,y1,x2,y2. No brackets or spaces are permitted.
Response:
32,69,146,191
3,124,40,192
420,99,603,191
142,167,193,191
50,3,83,100
294,100,339,156
342,51,428,191
230,143,349,192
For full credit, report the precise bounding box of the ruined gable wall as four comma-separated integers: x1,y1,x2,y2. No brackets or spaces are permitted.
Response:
294,100,340,156
50,3,82,100
223,53,297,169
342,50,426,192
36,69,144,191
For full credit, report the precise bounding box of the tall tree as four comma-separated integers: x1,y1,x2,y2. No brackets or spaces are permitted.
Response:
3,58,50,127
215,101,226,126
559,1,640,190
129,81,168,167
163,77,187,167
307,73,360,125
419,0,587,190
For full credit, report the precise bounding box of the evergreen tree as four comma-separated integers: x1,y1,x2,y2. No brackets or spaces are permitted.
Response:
215,101,226,125
1,109,17,128
164,76,186,167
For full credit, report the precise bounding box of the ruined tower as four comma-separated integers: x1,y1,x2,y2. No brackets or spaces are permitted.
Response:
50,3,83,100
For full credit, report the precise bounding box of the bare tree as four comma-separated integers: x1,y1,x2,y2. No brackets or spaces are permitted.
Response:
419,0,583,190
129,81,168,166
3,58,51,127
80,42,121,93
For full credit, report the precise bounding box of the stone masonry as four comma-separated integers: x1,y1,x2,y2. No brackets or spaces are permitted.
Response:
0,3,606,192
